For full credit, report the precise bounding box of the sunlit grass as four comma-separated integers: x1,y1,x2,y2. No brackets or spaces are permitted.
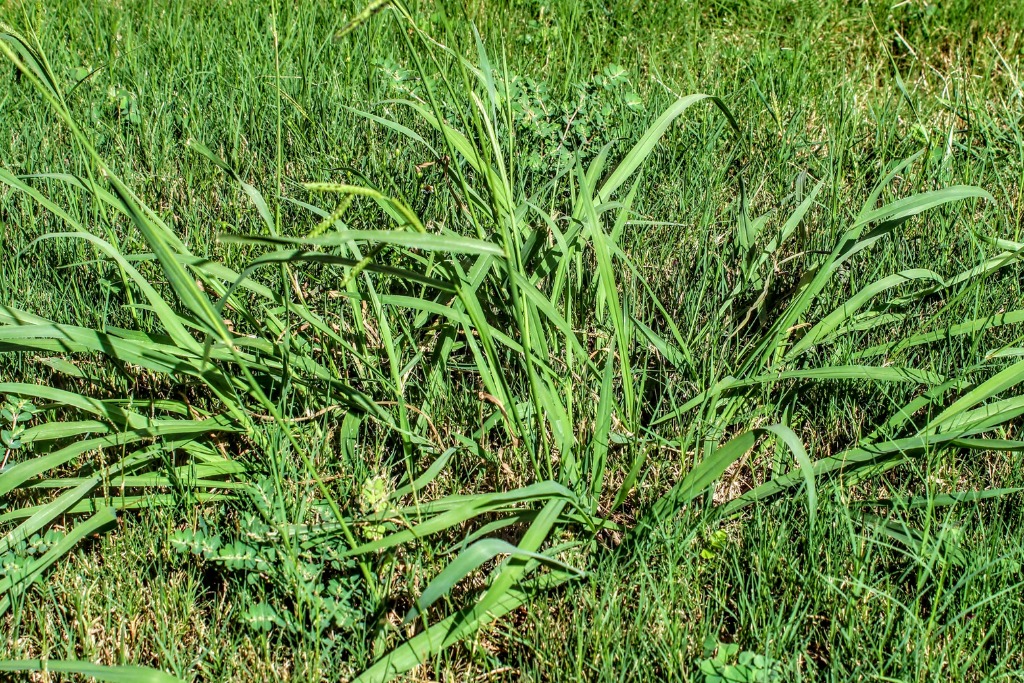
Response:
2,0,1024,681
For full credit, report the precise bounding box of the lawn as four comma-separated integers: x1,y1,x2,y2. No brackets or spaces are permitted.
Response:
2,0,1024,680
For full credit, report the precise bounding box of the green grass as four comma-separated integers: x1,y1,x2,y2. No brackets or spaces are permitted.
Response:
2,0,1024,680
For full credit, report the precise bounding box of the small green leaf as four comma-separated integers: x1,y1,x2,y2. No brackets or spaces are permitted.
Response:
214,541,258,570
243,602,285,632
602,63,628,89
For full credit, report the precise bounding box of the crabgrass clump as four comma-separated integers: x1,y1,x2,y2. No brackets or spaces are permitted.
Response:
2,0,1024,681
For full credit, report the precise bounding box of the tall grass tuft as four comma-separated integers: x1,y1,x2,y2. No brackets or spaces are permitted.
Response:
2,6,1024,681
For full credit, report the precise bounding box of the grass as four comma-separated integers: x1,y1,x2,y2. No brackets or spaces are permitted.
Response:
2,0,1024,680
